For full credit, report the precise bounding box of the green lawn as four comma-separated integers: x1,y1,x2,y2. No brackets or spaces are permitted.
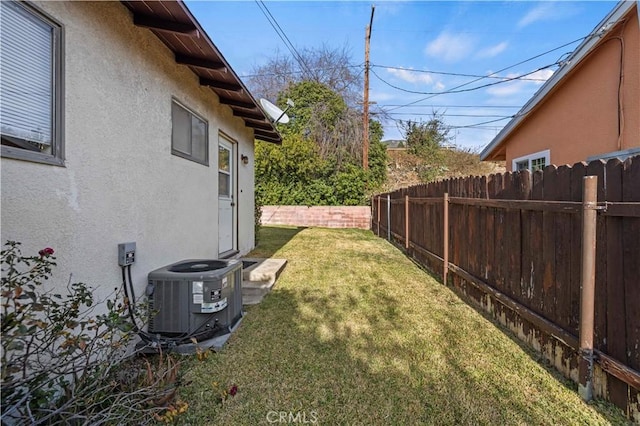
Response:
179,226,629,425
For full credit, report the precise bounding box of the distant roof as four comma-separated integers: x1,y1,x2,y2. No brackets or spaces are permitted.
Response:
480,0,638,161
121,0,281,144
382,139,406,148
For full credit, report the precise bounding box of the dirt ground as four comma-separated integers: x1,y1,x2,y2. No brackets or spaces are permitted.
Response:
382,148,505,192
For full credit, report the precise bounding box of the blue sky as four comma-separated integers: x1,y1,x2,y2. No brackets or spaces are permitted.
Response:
186,1,616,150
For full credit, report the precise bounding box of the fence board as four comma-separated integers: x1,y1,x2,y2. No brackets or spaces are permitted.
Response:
587,161,608,354
468,196,478,278
622,157,640,373
602,159,629,409
530,171,545,316
494,205,506,295
542,166,558,322
371,156,640,417
569,163,586,335
512,172,527,304
554,165,573,331
477,204,487,281
451,201,461,290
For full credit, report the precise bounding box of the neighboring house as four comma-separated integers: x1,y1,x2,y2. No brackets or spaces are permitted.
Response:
382,139,406,149
480,1,639,171
0,1,281,303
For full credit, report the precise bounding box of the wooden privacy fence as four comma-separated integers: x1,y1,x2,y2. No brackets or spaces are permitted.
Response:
372,157,640,419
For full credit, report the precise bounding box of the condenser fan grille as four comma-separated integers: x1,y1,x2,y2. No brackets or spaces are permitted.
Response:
169,260,229,273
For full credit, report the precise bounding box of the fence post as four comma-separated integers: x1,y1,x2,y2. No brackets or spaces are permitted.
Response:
443,193,449,285
387,194,391,241
371,195,374,231
405,195,410,249
377,196,381,236
578,176,598,402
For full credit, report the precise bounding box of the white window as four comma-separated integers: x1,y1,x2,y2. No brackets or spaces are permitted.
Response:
0,1,64,165
512,149,550,172
171,100,208,165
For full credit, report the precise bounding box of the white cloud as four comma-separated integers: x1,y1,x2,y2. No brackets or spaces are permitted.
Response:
386,68,434,85
528,69,554,84
477,42,509,59
434,81,445,91
486,69,554,97
518,3,555,28
425,32,475,63
486,80,527,97
368,90,396,103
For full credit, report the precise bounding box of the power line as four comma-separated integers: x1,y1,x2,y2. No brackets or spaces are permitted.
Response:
383,115,514,129
452,117,515,128
254,1,313,78
371,63,556,96
386,34,591,111
378,104,520,108
384,113,513,118
382,122,501,130
372,64,550,81
240,64,364,79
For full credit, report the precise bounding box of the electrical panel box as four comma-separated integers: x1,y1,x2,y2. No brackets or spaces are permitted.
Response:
118,242,136,266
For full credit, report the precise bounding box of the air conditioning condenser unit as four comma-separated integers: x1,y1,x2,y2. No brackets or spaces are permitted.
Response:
146,259,243,341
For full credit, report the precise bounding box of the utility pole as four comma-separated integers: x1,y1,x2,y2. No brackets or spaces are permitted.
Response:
363,4,375,170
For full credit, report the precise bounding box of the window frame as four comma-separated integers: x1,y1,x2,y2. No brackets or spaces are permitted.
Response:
0,0,65,166
171,99,209,166
512,149,550,172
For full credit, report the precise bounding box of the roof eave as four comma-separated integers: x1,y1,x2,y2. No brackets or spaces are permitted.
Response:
121,0,282,144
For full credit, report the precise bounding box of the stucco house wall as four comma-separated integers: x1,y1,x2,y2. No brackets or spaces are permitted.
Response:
1,1,256,303
482,2,639,171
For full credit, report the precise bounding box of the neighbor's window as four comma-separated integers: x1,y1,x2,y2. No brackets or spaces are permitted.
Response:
0,1,64,165
530,157,546,171
512,149,550,172
171,100,208,165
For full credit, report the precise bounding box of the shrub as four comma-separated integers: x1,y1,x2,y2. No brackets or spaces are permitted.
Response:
255,192,263,247
1,241,185,425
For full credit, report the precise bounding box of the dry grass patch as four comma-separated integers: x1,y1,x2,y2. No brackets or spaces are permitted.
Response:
179,226,629,425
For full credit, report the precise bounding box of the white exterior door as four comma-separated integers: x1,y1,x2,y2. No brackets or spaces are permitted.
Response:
218,135,236,255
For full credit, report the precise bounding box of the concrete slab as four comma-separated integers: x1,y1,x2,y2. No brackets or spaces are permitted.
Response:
242,293,266,305
135,316,244,355
171,317,244,354
240,258,287,305
241,258,287,282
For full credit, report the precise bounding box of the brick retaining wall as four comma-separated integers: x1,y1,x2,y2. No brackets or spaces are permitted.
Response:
261,206,371,229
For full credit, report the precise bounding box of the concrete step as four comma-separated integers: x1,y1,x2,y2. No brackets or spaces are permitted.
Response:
240,258,287,305
242,280,274,290
241,258,287,282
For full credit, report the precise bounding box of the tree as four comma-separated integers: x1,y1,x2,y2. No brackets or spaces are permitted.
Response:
278,80,347,139
400,113,451,182
401,114,451,157
250,46,389,206
278,80,365,172
368,120,387,187
247,44,363,107
254,81,387,206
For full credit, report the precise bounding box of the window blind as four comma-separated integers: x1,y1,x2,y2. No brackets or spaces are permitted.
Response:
0,1,54,145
